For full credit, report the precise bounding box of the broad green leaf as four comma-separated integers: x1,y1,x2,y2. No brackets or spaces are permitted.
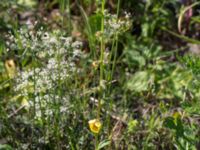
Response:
0,144,13,150
125,50,146,67
127,71,154,92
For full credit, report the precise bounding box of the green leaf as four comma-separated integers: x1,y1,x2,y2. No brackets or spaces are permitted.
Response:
0,144,13,150
178,2,200,33
126,71,154,92
128,119,138,133
89,14,102,34
17,0,37,7
164,117,176,130
125,49,146,67
162,27,200,44
97,139,111,150
164,115,184,138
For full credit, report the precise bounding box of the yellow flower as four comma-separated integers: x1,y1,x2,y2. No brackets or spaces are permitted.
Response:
5,59,16,78
88,119,102,134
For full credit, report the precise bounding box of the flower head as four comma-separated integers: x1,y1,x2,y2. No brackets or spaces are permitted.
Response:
88,119,102,134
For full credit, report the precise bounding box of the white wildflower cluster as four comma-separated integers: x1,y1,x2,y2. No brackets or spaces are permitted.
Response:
6,28,79,57
7,28,87,119
105,11,131,35
29,94,70,119
15,57,75,96
96,10,132,41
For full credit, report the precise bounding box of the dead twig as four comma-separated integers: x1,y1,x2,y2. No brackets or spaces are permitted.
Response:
8,104,26,118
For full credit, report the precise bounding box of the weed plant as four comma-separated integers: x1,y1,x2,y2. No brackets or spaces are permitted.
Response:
0,0,200,150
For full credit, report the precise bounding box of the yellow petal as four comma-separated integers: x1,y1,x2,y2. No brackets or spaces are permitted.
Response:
88,119,102,134
5,59,16,78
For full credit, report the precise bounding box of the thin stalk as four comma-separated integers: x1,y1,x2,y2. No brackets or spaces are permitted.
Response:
117,0,121,18
66,0,71,34
108,1,121,148
78,5,96,58
55,42,63,148
95,134,98,150
59,0,71,34
95,0,106,149
110,36,118,81
98,0,105,119
108,0,120,85
99,0,105,84
31,43,37,147
59,0,65,28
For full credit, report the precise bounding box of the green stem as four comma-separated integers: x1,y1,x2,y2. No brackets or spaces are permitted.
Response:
95,0,106,148
95,134,98,150
98,0,105,119
66,0,71,34
108,1,120,148
99,0,105,83
110,35,118,82
117,0,121,18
